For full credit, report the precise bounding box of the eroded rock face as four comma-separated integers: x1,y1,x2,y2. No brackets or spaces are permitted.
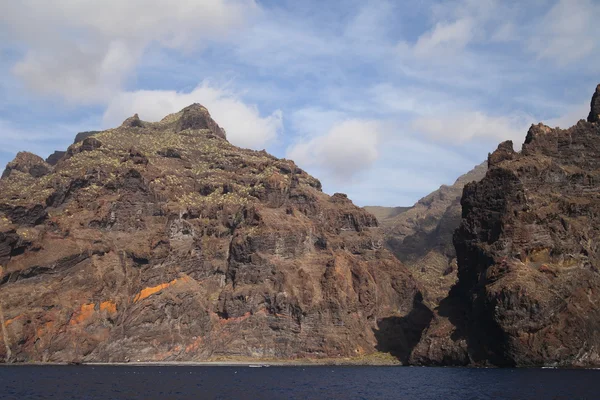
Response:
450,87,600,367
45,151,66,166
399,85,600,367
0,106,421,363
175,104,227,139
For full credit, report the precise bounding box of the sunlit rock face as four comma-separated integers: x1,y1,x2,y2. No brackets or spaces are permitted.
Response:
0,105,422,363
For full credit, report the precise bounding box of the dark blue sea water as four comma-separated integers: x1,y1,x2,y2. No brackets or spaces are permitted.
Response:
1,365,599,400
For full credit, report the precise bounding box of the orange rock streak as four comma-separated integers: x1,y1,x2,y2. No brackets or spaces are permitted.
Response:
100,301,117,314
133,276,192,302
69,303,95,325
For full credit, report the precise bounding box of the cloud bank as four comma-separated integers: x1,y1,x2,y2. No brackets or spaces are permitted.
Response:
2,0,257,103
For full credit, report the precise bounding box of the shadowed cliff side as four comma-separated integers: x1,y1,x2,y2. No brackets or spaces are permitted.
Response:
373,293,433,364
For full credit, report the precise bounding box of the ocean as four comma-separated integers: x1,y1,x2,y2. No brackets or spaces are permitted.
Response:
1,365,599,399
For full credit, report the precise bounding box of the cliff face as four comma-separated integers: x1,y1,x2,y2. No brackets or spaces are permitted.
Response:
443,85,600,367
0,105,422,363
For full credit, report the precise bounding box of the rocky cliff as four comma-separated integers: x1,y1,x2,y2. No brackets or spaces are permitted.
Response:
0,105,423,363
414,84,600,367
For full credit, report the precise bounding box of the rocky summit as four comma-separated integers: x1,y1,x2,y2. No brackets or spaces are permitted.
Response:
0,104,426,363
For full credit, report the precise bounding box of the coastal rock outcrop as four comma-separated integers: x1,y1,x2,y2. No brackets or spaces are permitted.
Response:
0,105,421,363
444,85,600,367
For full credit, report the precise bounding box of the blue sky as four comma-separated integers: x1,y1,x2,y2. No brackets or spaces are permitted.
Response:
0,0,598,206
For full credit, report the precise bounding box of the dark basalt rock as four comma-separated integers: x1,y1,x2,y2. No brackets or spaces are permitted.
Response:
176,104,227,139
445,84,600,367
157,148,182,159
121,114,144,128
123,148,148,165
45,151,66,166
44,131,101,167
80,137,102,152
330,193,351,203
488,141,515,166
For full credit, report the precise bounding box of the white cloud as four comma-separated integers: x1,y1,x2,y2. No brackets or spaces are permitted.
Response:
412,18,474,58
367,83,463,116
287,119,381,180
103,82,282,150
13,40,140,104
288,108,347,136
528,0,600,65
1,0,258,103
412,111,535,144
396,0,522,62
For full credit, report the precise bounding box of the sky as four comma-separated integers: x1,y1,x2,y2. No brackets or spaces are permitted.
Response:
0,0,599,207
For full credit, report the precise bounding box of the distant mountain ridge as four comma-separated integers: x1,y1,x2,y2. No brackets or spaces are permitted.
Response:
363,206,411,223
369,162,487,307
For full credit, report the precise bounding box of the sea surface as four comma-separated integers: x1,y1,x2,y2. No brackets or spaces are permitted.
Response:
1,365,599,399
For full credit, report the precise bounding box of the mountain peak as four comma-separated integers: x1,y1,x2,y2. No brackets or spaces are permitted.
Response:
156,104,227,140
121,113,144,128
488,140,515,167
